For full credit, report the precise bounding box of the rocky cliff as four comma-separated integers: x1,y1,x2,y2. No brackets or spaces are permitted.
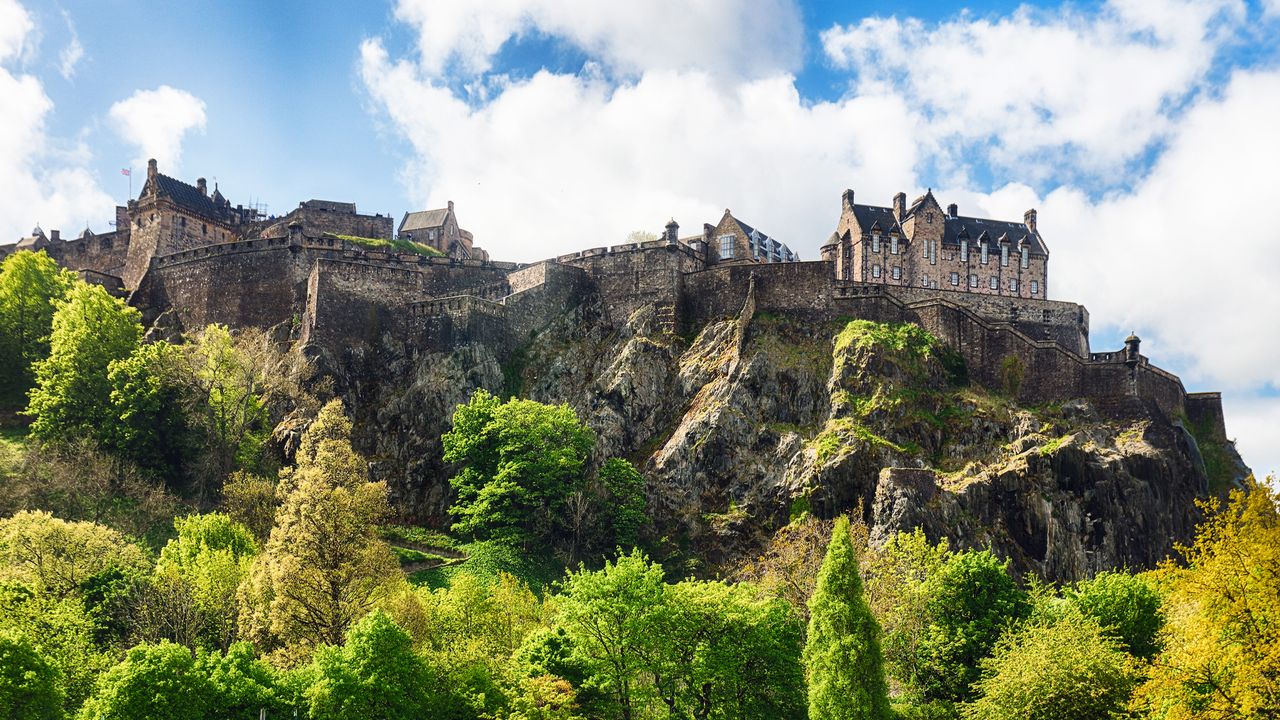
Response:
306,291,1248,583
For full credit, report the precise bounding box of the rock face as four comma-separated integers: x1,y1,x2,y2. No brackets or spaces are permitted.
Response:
309,293,1248,582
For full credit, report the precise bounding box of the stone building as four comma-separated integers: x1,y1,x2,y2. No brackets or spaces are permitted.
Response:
262,200,393,240
399,201,487,260
695,209,799,265
821,189,1048,298
121,159,261,289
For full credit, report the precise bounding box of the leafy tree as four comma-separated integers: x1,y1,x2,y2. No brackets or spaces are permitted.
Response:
1131,477,1280,719
598,458,647,548
1064,570,1162,659
152,513,258,650
0,251,76,404
221,471,278,543
77,641,209,720
0,582,114,716
0,630,64,720
238,400,400,661
196,642,286,719
864,528,951,697
558,549,666,719
0,511,149,598
302,610,439,720
444,390,595,546
962,609,1135,720
915,549,1030,703
804,514,891,720
104,341,190,479
26,283,142,445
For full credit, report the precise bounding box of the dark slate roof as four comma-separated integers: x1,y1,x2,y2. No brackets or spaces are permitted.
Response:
152,174,224,219
729,215,799,261
850,203,1047,255
400,208,450,233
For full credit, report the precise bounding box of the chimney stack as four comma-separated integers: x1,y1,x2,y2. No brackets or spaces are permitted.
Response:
197,178,207,196
49,230,60,242
447,200,454,212
1024,208,1037,232
147,158,157,180
893,192,907,219
665,219,679,244
947,203,958,218
842,188,855,211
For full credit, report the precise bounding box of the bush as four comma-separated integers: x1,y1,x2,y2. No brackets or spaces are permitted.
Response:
1064,570,1162,659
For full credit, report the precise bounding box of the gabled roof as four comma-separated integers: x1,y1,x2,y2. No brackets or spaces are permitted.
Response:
400,208,450,234
150,174,224,220
849,202,1048,255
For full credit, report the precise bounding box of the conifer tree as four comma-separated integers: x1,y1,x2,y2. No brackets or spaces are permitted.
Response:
804,515,891,720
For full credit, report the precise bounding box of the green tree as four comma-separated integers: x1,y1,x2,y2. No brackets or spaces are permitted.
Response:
197,642,285,719
76,641,205,720
1064,570,1162,659
558,550,666,720
0,251,76,404
0,630,64,720
238,400,400,661
0,511,149,598
104,340,190,479
1131,477,1280,719
962,609,1135,720
916,549,1030,703
153,513,258,650
302,610,439,720
804,515,891,720
26,283,141,445
598,458,647,548
864,528,951,697
443,390,595,546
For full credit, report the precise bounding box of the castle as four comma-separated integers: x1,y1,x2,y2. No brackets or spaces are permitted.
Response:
0,160,1229,446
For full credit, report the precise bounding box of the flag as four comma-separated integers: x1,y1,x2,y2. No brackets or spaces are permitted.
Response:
120,168,131,176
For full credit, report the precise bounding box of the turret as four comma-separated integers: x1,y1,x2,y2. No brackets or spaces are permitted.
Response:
664,218,679,244
1124,332,1140,365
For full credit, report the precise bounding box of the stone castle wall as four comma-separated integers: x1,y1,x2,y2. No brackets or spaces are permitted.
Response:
563,240,704,326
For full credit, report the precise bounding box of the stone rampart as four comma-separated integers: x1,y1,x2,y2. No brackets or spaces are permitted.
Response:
503,262,590,342
565,241,704,326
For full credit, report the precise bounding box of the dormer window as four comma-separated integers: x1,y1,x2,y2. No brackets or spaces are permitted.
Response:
980,242,989,264
871,233,880,253
1001,246,1009,267
890,236,899,255
960,239,968,261
1021,247,1029,268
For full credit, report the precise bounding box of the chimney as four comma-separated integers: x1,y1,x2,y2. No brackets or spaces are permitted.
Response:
49,230,60,242
703,222,714,243
197,178,207,196
893,192,907,219
841,188,855,211
947,203,958,218
665,218,679,244
147,158,157,180
1024,208,1037,233
447,200,454,212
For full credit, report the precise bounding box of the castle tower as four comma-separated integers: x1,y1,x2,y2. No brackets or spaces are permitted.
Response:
1124,332,1141,365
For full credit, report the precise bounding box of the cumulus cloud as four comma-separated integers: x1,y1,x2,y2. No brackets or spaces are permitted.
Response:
1224,394,1280,480
57,10,83,80
393,0,804,78
822,0,1245,182
0,0,112,242
108,85,207,172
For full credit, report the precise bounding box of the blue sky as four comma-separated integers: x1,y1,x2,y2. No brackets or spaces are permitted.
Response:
5,0,1280,476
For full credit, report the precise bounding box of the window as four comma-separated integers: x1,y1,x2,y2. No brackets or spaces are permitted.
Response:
872,264,882,278
1001,246,1009,267
950,272,960,286
1021,247,1029,268
201,223,207,235
718,235,735,259
890,236,899,255
989,276,998,290
871,234,880,253
921,273,930,287
1009,278,1019,293
1030,280,1040,295
980,242,989,264
960,239,968,261
969,274,979,288
892,266,902,280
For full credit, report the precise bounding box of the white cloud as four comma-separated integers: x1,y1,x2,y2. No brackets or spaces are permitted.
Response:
108,85,207,173
822,0,1244,182
361,40,917,262
57,10,83,80
0,0,113,243
0,0,34,64
1224,393,1280,481
393,0,804,78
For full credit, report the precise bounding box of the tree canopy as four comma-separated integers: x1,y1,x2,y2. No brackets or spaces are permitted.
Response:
0,251,76,405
